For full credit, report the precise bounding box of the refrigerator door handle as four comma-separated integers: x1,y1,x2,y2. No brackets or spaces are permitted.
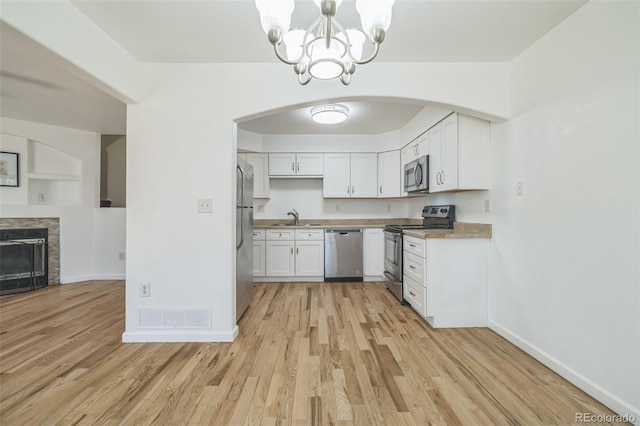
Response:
236,164,245,250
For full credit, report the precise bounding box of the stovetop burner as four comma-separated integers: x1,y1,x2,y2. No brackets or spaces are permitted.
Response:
384,205,456,233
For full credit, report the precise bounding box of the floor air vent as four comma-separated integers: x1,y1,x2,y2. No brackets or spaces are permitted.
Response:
138,308,210,329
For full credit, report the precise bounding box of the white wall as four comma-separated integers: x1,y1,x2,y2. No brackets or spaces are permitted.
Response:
0,117,126,283
255,178,409,220
124,61,509,342
94,207,126,279
488,1,638,419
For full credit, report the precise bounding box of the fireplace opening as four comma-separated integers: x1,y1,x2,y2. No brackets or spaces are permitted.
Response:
0,229,48,295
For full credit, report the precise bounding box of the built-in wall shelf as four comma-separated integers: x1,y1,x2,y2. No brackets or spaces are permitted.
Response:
26,140,82,206
27,173,81,181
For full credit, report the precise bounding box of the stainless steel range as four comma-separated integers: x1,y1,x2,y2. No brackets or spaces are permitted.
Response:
383,205,455,302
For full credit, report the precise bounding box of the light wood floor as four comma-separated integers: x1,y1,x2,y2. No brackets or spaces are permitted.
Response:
0,280,624,425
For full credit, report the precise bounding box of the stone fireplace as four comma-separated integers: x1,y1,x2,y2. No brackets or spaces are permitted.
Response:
0,218,60,295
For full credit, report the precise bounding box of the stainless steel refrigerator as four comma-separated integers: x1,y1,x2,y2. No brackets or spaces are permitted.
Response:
236,157,254,322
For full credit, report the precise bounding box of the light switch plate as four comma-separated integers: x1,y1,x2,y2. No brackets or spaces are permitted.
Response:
198,198,213,213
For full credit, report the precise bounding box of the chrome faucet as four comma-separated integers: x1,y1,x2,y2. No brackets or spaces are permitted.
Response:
287,209,300,225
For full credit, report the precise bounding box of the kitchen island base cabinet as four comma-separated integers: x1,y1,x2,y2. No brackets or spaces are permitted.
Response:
403,235,488,328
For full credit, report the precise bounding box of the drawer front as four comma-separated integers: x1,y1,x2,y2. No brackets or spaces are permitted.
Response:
403,235,425,258
403,251,425,284
404,275,427,317
295,229,324,240
266,230,295,240
253,229,266,241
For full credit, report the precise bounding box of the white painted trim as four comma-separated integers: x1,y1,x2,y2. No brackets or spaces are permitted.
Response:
60,275,95,284
92,274,126,281
60,274,126,284
489,320,640,424
122,327,238,343
255,277,324,283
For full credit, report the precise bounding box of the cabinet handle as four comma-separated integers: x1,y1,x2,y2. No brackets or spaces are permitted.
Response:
409,291,416,297
409,243,416,248
297,162,300,172
290,247,293,255
441,170,444,185
351,186,355,194
291,162,295,171
296,247,299,254
409,265,416,269
347,186,350,194
379,185,382,194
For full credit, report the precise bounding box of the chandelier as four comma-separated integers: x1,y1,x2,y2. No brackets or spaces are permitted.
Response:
255,0,395,85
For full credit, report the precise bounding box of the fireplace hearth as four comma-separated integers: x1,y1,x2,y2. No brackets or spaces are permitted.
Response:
0,228,49,295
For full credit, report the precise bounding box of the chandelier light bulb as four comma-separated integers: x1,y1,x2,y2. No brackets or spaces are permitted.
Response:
311,104,350,124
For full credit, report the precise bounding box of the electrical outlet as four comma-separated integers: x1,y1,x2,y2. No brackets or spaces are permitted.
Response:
516,182,524,196
38,193,47,202
118,251,126,260
140,283,150,297
335,204,340,212
197,198,213,213
386,204,391,212
484,199,492,212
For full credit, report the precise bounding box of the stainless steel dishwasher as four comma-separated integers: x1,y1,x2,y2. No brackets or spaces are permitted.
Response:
324,229,363,282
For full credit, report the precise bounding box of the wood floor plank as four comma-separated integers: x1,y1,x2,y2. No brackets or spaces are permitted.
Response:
0,280,626,425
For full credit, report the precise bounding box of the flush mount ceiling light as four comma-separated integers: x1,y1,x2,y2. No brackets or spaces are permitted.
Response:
255,0,395,85
311,104,349,124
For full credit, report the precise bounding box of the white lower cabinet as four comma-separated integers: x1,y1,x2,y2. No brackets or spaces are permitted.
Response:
262,228,324,280
403,234,488,328
363,228,384,279
266,240,295,276
252,229,266,277
295,240,324,276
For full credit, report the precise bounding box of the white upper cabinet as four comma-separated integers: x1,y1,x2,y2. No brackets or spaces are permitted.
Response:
350,153,378,198
245,153,270,198
377,150,401,198
268,153,323,177
429,113,490,193
323,153,377,198
401,132,428,167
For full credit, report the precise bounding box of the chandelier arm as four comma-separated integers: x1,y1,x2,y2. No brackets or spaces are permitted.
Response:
348,42,381,65
273,44,303,66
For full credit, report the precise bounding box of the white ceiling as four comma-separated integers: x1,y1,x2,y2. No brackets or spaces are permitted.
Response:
0,0,587,136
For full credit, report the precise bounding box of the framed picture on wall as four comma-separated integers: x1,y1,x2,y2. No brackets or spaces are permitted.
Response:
0,151,19,187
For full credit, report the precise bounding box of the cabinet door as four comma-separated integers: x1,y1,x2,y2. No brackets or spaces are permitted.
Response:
363,228,384,276
416,132,429,157
296,153,324,176
428,122,443,192
295,241,324,276
269,153,296,176
377,151,401,198
323,153,351,198
440,113,459,192
253,241,266,277
246,153,270,198
266,240,295,276
350,153,378,198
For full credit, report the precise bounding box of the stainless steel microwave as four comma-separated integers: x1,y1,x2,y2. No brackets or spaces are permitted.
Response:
404,155,429,193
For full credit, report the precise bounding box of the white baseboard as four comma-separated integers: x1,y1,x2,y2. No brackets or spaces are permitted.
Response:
92,274,126,281
489,320,639,424
60,274,125,284
122,326,238,343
